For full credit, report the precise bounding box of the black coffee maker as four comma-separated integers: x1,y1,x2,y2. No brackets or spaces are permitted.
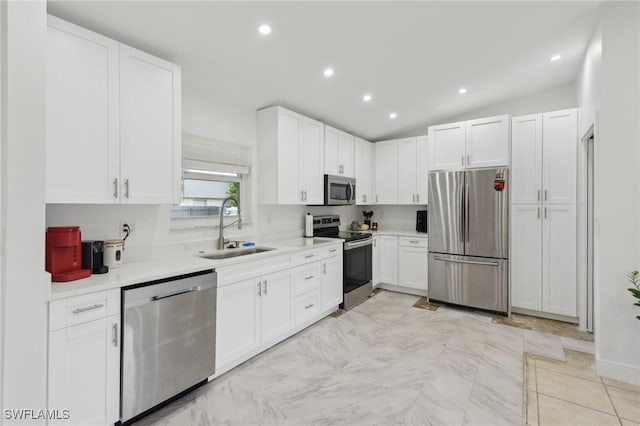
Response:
82,240,109,274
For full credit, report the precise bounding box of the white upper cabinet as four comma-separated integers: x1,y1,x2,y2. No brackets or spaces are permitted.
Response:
301,117,325,204
119,44,181,204
46,16,119,203
46,16,182,204
512,114,543,204
428,121,466,170
543,109,578,205
416,135,429,204
512,109,577,205
466,115,510,168
374,140,398,204
397,138,418,204
374,136,428,205
324,125,354,178
429,115,510,171
257,106,324,205
354,137,373,204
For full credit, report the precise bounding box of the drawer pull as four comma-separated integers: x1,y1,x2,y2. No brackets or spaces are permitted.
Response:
305,303,315,310
305,275,315,280
72,303,104,314
409,240,420,244
305,254,315,259
329,249,338,253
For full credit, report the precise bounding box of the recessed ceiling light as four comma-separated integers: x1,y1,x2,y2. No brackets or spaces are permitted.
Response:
389,112,397,119
458,88,468,94
363,94,372,102
550,54,562,62
323,68,334,77
258,24,271,35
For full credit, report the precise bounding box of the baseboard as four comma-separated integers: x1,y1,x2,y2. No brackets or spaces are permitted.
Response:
596,355,640,386
376,283,427,297
511,307,579,324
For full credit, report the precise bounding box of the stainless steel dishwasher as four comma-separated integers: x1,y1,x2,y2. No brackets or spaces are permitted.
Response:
121,269,216,424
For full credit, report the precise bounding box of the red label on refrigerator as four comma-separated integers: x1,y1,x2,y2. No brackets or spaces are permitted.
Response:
494,172,505,191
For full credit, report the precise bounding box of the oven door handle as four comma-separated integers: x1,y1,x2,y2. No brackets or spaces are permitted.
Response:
344,238,372,250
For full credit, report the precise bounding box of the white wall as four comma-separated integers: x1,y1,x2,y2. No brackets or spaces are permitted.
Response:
0,0,48,422
592,1,640,385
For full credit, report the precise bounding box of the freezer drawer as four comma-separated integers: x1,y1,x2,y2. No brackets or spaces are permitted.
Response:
428,253,508,313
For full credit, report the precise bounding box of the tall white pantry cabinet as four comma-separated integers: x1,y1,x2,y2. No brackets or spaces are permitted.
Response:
510,109,578,318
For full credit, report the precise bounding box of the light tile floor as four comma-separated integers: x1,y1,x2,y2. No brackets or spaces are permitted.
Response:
526,350,640,426
136,290,603,426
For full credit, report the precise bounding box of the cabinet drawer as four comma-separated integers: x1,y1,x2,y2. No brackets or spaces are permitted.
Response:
49,289,120,331
291,249,320,266
295,291,321,326
318,245,341,259
293,264,321,296
399,237,428,248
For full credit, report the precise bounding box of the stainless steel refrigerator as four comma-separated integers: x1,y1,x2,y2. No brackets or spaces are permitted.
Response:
428,168,509,314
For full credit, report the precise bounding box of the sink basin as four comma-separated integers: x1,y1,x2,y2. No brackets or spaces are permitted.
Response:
199,247,275,260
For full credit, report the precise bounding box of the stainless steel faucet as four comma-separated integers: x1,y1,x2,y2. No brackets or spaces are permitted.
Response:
218,196,242,250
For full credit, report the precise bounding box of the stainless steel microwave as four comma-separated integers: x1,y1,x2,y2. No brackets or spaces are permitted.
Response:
324,175,356,205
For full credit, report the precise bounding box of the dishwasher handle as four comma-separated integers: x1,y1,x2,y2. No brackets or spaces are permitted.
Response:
151,286,200,301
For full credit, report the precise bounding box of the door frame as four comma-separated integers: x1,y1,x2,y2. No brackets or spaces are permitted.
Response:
577,113,598,333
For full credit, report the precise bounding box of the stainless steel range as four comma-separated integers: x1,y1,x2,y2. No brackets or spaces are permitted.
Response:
312,215,372,309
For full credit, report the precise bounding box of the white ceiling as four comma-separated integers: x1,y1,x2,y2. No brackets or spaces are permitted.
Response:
48,1,601,141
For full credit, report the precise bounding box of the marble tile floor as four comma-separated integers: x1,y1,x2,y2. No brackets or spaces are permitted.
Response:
525,350,640,426
136,290,592,426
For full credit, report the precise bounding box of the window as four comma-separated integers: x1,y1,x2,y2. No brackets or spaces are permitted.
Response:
170,174,240,219
172,133,251,222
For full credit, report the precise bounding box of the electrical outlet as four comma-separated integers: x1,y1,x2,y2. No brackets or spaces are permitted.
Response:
119,220,135,236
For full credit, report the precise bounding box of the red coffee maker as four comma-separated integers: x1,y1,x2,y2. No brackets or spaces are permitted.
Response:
46,226,91,282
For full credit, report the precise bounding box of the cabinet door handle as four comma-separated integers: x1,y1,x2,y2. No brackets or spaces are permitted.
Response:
537,207,540,219
305,190,308,201
323,264,327,274
264,280,268,295
305,303,315,310
537,190,541,202
467,154,470,165
113,178,119,198
72,303,104,314
305,254,315,259
112,323,118,347
416,194,419,203
376,194,379,203
124,179,130,198
544,189,548,201
301,190,304,201
409,240,420,244
363,194,367,203
461,155,465,166
412,194,415,203
305,275,315,280
544,207,548,219
257,281,262,296
329,248,338,253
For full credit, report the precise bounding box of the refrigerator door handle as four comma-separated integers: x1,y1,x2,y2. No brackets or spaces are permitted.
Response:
461,181,466,246
465,183,470,243
433,256,500,267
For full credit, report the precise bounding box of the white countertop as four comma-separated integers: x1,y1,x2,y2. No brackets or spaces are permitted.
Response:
366,230,428,238
49,237,342,301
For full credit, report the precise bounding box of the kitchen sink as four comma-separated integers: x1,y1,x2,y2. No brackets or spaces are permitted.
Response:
199,247,275,260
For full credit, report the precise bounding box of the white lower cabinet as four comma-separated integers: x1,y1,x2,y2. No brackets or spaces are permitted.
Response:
48,291,120,426
511,203,576,317
398,238,428,292
216,245,342,375
372,236,382,287
216,269,293,368
373,234,428,294
380,235,399,284
321,253,343,310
